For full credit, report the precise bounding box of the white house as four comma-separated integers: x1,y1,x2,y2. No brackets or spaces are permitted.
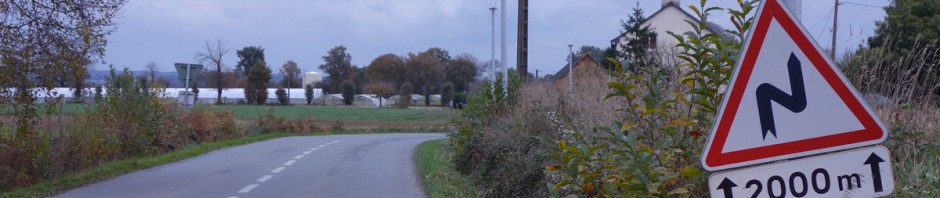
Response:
610,0,721,52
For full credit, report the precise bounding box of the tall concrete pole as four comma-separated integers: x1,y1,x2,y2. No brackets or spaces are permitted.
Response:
500,0,507,89
831,0,839,59
517,0,528,80
568,44,573,94
490,7,496,80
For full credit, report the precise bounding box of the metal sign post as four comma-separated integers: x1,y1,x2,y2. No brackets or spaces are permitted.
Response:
175,63,203,107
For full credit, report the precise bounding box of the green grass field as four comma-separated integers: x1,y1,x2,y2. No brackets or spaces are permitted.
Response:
0,103,91,116
1,103,453,123
206,105,453,122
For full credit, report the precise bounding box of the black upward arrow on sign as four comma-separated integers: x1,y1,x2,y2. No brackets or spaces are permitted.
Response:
756,52,807,139
864,152,887,192
716,178,737,198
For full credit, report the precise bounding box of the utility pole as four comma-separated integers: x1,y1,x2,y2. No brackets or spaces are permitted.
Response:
500,0,507,90
490,7,496,80
831,0,839,59
568,44,573,94
517,0,528,80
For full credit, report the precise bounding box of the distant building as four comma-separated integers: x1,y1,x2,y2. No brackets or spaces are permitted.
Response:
303,71,323,87
552,53,606,90
610,0,721,52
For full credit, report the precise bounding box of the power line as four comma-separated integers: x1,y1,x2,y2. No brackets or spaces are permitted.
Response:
842,1,883,8
496,14,566,50
811,5,834,40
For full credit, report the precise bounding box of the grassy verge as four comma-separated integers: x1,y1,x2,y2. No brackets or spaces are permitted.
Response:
415,139,476,198
0,133,293,198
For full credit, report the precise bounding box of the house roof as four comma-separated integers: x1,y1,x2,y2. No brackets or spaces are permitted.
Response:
610,1,722,44
551,53,602,81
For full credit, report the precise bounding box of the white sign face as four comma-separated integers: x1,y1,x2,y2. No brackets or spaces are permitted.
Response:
709,146,894,198
700,0,886,171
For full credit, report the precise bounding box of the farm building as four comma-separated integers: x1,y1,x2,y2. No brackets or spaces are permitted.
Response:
42,87,323,105
303,71,323,87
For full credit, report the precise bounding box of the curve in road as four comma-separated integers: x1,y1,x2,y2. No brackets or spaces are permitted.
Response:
54,133,445,198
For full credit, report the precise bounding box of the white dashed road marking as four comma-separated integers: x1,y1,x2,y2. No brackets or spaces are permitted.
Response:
230,139,343,197
238,184,259,193
257,175,273,183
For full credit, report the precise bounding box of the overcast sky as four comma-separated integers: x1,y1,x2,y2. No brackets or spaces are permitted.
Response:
101,0,890,77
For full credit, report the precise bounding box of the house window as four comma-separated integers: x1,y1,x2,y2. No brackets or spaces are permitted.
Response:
647,33,658,49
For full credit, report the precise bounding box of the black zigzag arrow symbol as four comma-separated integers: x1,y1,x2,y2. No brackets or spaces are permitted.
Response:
756,52,807,139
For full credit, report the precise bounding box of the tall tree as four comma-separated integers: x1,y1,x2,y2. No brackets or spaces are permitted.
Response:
445,54,481,92
365,54,406,87
0,0,126,187
405,53,444,106
318,45,356,93
196,38,231,104
869,0,940,52
244,61,271,105
235,46,265,77
279,60,302,88
363,82,394,107
424,47,452,65
618,3,656,72
1,0,124,131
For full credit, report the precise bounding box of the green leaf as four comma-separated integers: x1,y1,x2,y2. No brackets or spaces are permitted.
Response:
668,187,690,195
679,165,702,178
620,122,637,132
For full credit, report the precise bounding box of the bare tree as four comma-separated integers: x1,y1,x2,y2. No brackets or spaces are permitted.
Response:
145,61,159,85
196,38,231,104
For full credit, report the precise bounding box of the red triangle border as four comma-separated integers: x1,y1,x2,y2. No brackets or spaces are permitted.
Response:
702,0,885,170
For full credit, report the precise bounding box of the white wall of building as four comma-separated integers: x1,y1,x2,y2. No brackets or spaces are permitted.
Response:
302,72,323,87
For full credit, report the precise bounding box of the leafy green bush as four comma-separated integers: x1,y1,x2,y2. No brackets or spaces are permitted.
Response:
544,1,756,197
453,93,467,109
398,82,413,108
450,70,562,197
440,82,454,107
305,84,315,105
247,108,323,136
276,87,289,105
342,81,356,105
0,68,251,190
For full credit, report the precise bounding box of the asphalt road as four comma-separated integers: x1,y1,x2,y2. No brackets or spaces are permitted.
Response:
54,133,445,198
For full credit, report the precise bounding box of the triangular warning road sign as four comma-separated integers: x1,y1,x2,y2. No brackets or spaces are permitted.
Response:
701,0,886,171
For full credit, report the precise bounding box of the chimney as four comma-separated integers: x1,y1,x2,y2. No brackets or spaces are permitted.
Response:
662,0,679,8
